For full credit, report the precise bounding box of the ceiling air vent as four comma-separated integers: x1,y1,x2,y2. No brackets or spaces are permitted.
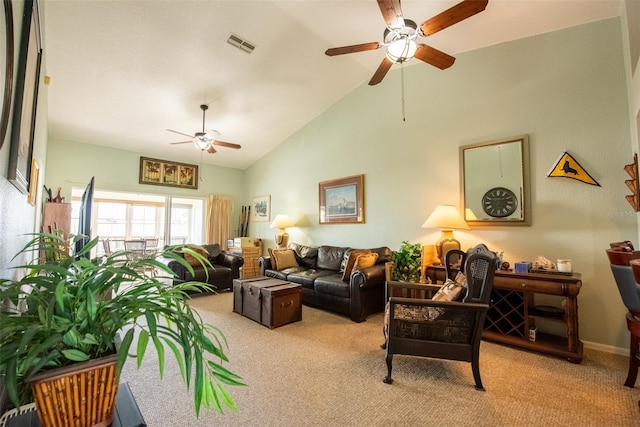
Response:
226,33,256,54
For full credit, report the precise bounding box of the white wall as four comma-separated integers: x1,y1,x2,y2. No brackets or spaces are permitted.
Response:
245,19,636,351
0,0,48,280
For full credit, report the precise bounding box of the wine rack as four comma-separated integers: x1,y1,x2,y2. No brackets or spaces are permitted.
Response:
425,265,583,363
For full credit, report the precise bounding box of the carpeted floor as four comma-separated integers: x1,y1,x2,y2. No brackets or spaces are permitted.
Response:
121,291,639,426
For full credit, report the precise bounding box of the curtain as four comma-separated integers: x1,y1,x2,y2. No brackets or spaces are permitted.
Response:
205,195,234,249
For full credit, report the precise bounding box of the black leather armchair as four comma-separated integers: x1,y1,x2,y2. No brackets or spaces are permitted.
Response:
164,243,243,292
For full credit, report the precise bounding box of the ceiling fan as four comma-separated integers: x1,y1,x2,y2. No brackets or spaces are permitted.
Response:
167,104,241,154
325,0,488,85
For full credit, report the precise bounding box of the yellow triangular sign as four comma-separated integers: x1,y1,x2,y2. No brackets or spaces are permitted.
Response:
547,151,600,186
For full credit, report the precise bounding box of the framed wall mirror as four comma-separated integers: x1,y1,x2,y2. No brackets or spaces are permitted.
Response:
460,135,530,226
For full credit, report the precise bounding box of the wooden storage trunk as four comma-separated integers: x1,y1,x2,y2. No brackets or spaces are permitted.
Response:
260,284,302,329
232,277,301,328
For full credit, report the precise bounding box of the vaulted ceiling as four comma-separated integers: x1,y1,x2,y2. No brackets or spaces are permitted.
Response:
43,1,622,170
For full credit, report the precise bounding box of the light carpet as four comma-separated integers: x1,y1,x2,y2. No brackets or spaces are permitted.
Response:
121,291,639,426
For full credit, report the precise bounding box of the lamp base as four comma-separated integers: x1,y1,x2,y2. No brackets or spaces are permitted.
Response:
435,230,461,264
275,230,289,249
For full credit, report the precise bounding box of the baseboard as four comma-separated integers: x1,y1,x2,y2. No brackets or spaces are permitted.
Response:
583,340,628,357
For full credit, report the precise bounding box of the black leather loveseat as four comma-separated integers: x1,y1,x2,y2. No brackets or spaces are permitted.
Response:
163,243,243,292
259,243,392,322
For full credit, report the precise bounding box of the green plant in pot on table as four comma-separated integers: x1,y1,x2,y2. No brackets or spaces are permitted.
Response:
391,241,423,283
0,233,244,426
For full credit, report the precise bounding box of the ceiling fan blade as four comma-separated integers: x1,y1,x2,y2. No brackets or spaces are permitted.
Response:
414,44,455,70
325,42,380,56
420,0,488,36
369,57,393,86
207,146,217,154
376,0,405,29
213,140,242,149
166,129,195,139
170,140,193,145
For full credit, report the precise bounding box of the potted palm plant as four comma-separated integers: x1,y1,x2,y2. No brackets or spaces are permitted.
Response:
0,233,244,426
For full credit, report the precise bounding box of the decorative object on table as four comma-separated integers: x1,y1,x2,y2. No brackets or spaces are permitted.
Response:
557,259,572,273
547,151,600,186
460,135,529,225
319,174,364,224
166,104,241,154
514,262,532,273
52,187,63,203
0,233,244,426
0,0,15,150
8,0,42,195
391,241,422,283
532,255,556,270
624,153,639,212
139,156,198,189
421,205,470,264
324,0,488,86
251,195,270,222
270,214,295,249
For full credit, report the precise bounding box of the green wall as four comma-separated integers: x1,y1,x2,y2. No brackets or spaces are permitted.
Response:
245,19,636,351
45,138,246,234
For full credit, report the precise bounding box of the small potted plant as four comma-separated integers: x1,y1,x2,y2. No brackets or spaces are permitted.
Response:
391,241,423,283
0,233,244,426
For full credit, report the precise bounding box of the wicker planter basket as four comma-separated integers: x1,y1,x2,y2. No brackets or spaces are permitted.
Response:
28,354,119,427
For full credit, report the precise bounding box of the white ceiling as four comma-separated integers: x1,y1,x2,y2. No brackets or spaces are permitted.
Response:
43,1,622,170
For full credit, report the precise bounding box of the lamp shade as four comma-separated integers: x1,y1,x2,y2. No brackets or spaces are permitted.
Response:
270,214,294,229
422,205,470,231
386,38,417,63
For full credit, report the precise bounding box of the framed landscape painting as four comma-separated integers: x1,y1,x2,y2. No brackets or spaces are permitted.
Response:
319,174,364,224
139,157,198,190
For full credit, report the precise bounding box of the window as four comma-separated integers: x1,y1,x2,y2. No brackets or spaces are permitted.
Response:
71,189,204,255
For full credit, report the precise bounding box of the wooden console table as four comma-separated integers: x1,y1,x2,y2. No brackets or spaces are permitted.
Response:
425,265,583,363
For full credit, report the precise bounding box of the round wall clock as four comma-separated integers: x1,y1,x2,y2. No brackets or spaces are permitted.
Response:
482,187,518,218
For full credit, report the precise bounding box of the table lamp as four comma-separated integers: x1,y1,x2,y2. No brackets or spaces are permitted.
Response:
422,205,470,264
270,214,294,249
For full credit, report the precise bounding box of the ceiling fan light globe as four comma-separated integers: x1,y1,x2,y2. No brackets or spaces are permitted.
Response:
386,38,417,64
194,138,210,150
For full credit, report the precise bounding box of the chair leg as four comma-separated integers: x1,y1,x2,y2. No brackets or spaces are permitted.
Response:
471,359,485,391
625,334,639,387
383,353,394,384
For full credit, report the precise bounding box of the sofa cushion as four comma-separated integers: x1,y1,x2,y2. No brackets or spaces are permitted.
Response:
287,269,335,289
370,247,393,264
317,246,348,271
184,246,208,266
203,243,222,259
314,274,350,298
271,249,299,270
352,252,379,272
341,249,371,281
289,242,318,268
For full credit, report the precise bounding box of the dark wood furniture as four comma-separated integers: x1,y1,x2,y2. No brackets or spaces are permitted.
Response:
426,264,583,363
383,250,497,390
233,277,302,328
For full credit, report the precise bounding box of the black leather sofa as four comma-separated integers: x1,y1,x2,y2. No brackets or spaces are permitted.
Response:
164,243,243,292
259,243,392,322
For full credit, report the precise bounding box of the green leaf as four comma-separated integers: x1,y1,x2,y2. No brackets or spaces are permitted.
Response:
55,281,66,310
61,349,90,362
86,288,97,320
116,328,135,374
151,335,165,379
136,329,149,368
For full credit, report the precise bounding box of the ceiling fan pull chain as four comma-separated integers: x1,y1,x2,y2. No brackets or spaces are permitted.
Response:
401,63,406,122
